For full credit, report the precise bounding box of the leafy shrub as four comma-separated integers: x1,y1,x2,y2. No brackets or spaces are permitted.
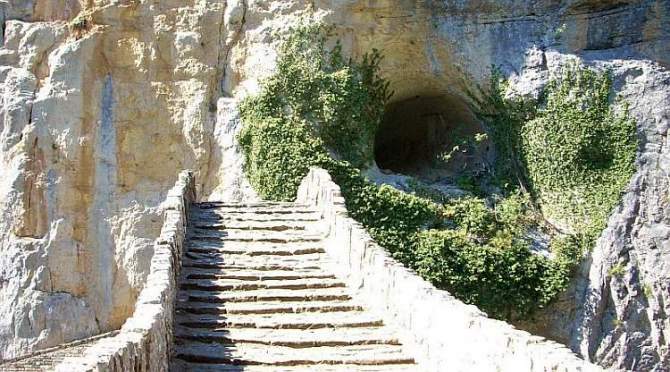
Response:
520,65,637,240
238,116,328,201
470,71,536,193
443,197,497,238
415,229,557,319
239,22,636,321
415,192,576,319
240,23,390,170
476,65,636,242
608,263,626,278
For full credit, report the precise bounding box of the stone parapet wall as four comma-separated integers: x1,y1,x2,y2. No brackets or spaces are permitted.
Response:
296,167,602,372
52,171,195,372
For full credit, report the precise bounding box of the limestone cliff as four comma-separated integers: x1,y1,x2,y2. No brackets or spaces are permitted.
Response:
0,0,667,370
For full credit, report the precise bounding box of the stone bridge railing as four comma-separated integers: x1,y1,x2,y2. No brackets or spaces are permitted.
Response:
296,167,602,372
53,170,195,372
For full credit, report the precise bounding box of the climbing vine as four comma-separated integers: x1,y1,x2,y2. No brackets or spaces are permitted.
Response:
476,64,637,249
240,23,390,173
520,66,637,241
239,22,637,321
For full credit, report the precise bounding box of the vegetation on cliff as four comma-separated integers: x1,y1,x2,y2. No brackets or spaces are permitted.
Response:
238,23,637,320
476,66,637,259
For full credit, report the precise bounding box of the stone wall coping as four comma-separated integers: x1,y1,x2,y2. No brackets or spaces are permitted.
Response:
296,167,603,372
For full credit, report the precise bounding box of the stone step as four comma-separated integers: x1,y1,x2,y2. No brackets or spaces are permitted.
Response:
174,327,401,347
172,201,415,371
189,227,319,238
193,210,319,219
175,311,384,330
186,243,325,256
184,251,325,260
173,342,414,366
179,277,345,292
181,260,322,271
182,253,328,269
171,361,417,371
195,202,310,209
187,232,323,243
186,239,324,249
178,287,352,304
208,209,316,215
180,267,336,281
191,214,321,223
190,221,311,231
176,300,363,315
193,208,318,216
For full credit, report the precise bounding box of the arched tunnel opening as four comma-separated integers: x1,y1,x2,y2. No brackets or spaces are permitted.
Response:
374,95,490,182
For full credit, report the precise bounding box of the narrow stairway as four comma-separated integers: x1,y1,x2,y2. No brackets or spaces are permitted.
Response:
170,202,417,371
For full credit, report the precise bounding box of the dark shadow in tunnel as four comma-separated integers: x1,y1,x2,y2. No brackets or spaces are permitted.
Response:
374,94,489,182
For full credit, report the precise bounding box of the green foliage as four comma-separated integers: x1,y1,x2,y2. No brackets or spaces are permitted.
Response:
436,130,488,164
520,65,637,241
455,174,485,196
467,64,637,316
327,161,442,264
415,229,556,319
415,193,580,319
608,263,626,278
238,117,328,201
470,69,537,193
479,66,636,245
240,22,390,170
239,23,635,322
444,197,498,237
406,178,450,205
643,283,653,299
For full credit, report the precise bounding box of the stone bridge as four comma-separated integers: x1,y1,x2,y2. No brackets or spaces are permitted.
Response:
0,169,600,372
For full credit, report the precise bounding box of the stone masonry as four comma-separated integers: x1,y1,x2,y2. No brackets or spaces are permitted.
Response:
1,168,606,371
297,167,604,372
170,201,417,370
0,170,195,372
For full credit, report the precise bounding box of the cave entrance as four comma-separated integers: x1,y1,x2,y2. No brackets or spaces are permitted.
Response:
374,95,489,182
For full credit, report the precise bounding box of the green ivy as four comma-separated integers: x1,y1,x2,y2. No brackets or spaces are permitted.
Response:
470,70,537,193
413,193,576,319
473,63,637,259
238,116,328,201
238,22,636,321
240,23,390,171
415,229,555,319
520,66,637,241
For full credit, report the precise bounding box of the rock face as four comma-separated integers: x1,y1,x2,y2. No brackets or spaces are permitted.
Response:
0,0,667,370
572,62,670,370
0,0,231,359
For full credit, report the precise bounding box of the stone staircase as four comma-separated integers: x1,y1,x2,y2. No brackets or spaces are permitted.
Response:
170,202,417,371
